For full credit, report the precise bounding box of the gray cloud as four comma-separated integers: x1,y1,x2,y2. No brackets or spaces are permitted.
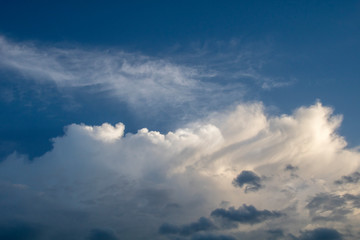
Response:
334,172,360,185
87,229,118,240
191,233,236,240
211,204,283,224
267,229,285,240
159,217,216,236
291,228,342,240
284,164,298,172
232,170,263,193
0,222,42,240
344,194,360,208
306,193,360,222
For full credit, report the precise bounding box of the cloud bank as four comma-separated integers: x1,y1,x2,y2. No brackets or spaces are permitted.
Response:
1,102,360,239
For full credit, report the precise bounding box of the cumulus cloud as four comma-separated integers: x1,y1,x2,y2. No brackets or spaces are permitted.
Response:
1,102,360,239
211,205,283,224
232,171,263,193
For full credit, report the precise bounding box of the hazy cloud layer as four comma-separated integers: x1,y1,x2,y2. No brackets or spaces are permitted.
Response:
1,102,360,239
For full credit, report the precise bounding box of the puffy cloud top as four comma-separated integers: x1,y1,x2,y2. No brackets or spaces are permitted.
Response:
0,102,360,239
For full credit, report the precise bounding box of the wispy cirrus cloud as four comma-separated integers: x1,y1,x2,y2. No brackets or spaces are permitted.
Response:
0,36,246,114
0,36,291,120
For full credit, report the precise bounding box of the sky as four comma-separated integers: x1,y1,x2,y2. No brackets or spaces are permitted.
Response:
0,1,360,240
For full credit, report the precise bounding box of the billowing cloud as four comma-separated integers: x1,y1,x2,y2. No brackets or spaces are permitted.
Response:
0,102,360,239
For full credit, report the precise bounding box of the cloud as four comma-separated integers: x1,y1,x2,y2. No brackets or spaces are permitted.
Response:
0,222,41,240
232,170,263,193
159,217,216,236
191,233,236,240
1,102,360,239
211,204,283,224
343,194,360,208
267,229,285,240
284,164,298,172
292,228,342,240
87,229,118,240
0,36,244,116
334,172,360,185
169,38,292,90
306,193,360,222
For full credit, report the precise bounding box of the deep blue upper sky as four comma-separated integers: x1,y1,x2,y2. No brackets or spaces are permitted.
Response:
1,0,360,158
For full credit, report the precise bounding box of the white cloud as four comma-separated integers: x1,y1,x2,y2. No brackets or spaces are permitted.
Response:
0,102,359,239
0,36,245,114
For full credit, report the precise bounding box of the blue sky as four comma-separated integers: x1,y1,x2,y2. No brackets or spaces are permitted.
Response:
1,1,360,240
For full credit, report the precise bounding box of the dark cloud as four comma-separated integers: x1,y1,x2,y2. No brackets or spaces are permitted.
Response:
87,229,118,240
159,217,216,236
284,164,298,171
306,193,348,221
135,188,171,208
293,228,342,240
334,172,360,185
0,222,41,240
344,194,360,208
267,229,285,240
191,233,236,240
232,170,263,193
158,223,180,235
211,204,283,224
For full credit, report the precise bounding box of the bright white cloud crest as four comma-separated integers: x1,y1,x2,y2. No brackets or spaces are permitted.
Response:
1,102,359,239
